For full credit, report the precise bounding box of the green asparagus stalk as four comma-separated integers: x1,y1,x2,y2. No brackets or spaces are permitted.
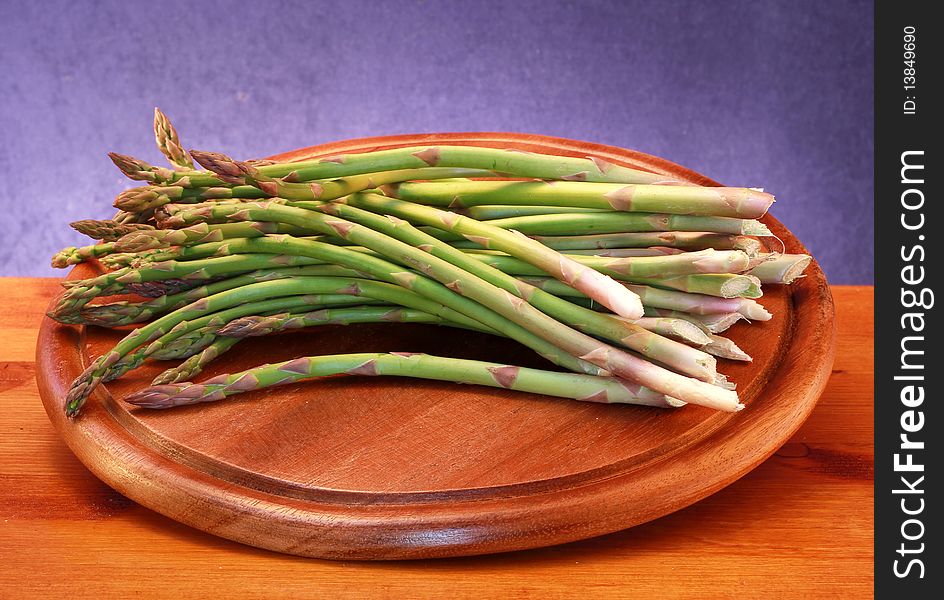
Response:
125,352,684,410
384,180,775,218
359,204,769,239
114,184,266,212
473,212,772,237
626,284,771,319
112,221,317,251
523,232,763,254
126,278,206,298
515,273,761,299
51,243,117,268
50,252,328,317
70,220,155,242
149,325,220,360
559,247,684,257
146,145,683,188
270,145,681,184
465,205,611,220
190,150,496,201
157,302,516,385
748,254,812,284
218,306,445,337
151,337,241,385
99,293,330,383
71,264,381,326
462,249,753,278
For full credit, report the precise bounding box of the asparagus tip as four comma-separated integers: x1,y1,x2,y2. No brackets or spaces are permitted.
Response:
190,149,254,185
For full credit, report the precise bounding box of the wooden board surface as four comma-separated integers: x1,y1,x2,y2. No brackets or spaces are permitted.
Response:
2,281,872,597
33,134,835,560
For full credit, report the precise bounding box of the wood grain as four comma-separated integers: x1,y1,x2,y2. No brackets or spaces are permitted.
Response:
2,280,872,597
32,134,836,561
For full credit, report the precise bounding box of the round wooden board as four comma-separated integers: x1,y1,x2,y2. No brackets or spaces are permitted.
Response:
37,133,836,560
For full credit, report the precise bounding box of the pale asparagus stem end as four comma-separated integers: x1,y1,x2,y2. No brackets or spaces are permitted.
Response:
630,317,712,346
750,254,813,284
719,276,754,298
702,335,752,362
698,313,748,334
744,221,773,236
740,300,773,321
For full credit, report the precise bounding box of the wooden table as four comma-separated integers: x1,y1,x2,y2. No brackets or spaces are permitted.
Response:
0,279,873,598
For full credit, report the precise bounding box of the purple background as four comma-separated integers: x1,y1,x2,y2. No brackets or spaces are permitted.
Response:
1,0,873,282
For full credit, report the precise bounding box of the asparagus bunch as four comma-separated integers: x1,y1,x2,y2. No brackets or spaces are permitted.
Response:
49,109,814,419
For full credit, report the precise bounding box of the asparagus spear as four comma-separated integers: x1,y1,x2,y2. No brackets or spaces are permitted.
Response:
51,252,326,317
70,220,155,242
51,243,117,268
519,277,771,314
113,221,316,251
459,249,752,278
190,150,496,201
125,352,683,409
218,306,448,337
474,212,772,236
71,264,380,326
138,145,682,188
114,184,266,212
114,159,496,213
515,273,761,299
102,290,361,383
625,284,771,319
385,180,774,218
628,274,762,298
559,247,684,257
523,232,764,254
352,201,770,239
149,325,220,361
108,152,179,183
153,108,195,170
465,205,611,220
151,337,241,385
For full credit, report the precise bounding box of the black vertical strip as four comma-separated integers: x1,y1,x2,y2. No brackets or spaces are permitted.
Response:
875,0,941,597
